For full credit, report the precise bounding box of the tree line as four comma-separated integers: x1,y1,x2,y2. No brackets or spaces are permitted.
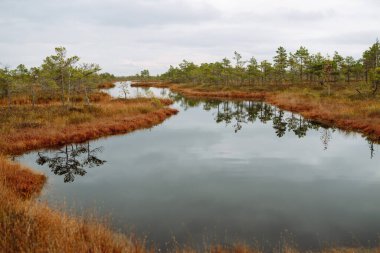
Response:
160,40,380,93
0,47,115,107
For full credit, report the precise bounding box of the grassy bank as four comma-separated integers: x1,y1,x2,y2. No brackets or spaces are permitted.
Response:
0,96,177,155
132,82,380,143
0,93,178,252
98,81,116,89
0,156,149,252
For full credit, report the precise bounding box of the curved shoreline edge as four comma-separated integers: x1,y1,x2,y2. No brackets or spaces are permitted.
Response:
1,85,380,252
0,98,178,252
132,82,380,143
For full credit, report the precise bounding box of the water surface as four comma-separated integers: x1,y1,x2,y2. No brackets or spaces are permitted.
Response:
18,82,380,251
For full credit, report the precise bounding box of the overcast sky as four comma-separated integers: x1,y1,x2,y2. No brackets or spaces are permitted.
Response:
0,0,379,75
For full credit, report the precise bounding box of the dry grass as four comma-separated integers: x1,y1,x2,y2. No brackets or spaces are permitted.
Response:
0,97,177,155
0,91,111,106
98,82,116,89
131,81,173,88
264,90,380,142
0,156,46,199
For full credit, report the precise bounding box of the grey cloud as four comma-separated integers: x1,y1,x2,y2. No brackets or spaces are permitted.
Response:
0,0,220,28
281,8,336,22
89,1,220,28
0,0,379,75
314,30,380,46
136,25,277,48
230,8,336,24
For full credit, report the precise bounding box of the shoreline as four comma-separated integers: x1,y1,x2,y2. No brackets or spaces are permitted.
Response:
5,106,178,156
2,86,380,252
131,82,380,143
0,96,177,252
1,98,177,156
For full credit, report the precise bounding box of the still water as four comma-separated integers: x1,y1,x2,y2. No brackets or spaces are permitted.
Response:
18,82,380,251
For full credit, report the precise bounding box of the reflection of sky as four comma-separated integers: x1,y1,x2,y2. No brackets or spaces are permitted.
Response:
17,84,380,251
103,81,171,99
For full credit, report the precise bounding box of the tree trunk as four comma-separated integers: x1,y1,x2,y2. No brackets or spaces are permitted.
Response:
67,73,71,107
7,88,11,110
61,71,65,106
31,84,36,108
372,81,379,96
84,86,90,106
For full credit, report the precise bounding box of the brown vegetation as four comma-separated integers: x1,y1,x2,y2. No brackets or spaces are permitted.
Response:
264,91,380,143
0,91,112,106
0,97,177,155
0,156,150,253
131,81,172,88
98,81,116,89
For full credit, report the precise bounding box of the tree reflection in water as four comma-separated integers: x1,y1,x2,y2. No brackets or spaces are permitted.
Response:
369,140,375,159
169,94,376,157
172,94,331,137
36,142,106,183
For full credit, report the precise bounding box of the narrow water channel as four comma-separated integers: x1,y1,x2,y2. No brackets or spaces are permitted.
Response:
17,82,380,251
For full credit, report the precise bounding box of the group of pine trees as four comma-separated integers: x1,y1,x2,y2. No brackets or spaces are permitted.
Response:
161,41,380,91
0,47,115,107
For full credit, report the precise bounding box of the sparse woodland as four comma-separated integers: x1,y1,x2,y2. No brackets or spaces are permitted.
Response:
0,47,115,107
160,41,380,96
1,43,380,252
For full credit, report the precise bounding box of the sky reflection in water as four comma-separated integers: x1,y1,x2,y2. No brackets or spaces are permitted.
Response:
18,82,380,251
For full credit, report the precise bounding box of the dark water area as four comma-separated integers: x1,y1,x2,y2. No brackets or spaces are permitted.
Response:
17,82,380,251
